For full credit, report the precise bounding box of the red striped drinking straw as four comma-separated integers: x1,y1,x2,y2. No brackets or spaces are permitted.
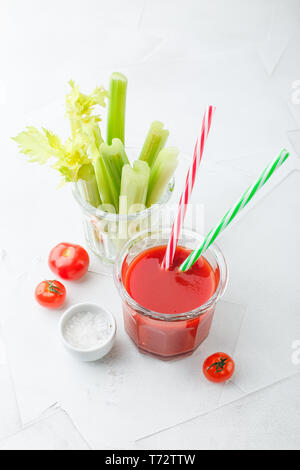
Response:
161,105,216,270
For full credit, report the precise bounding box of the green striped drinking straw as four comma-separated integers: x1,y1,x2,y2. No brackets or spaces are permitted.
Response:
179,148,290,272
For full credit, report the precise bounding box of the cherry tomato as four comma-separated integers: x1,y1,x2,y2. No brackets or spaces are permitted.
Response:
203,352,235,383
48,243,89,280
35,280,66,309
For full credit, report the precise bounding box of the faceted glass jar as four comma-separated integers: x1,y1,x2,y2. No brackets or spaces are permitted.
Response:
114,228,228,360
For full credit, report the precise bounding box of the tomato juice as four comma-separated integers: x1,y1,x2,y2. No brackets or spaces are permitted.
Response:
120,244,221,359
124,245,217,314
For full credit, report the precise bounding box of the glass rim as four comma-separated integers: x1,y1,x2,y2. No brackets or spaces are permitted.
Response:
114,227,229,321
72,177,174,222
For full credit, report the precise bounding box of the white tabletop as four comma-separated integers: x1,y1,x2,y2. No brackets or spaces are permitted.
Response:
0,0,300,450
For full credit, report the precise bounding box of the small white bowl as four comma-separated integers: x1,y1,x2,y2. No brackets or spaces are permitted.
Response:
59,303,116,362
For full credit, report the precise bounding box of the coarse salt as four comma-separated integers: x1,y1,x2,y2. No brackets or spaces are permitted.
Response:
63,311,113,350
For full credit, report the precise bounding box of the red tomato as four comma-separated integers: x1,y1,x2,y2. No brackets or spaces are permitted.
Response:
35,280,66,309
203,352,235,383
48,243,89,280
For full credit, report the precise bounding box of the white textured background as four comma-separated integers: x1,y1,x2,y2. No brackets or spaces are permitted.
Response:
0,0,300,450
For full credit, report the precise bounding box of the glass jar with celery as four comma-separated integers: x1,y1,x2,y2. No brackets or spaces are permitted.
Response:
13,73,178,263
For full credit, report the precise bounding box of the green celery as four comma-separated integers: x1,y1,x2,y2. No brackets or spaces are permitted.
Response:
139,121,169,168
77,163,101,208
119,161,150,215
107,72,128,145
100,138,129,212
146,147,178,207
119,165,138,216
109,138,129,168
100,139,129,185
93,156,117,211
132,161,150,209
65,81,108,206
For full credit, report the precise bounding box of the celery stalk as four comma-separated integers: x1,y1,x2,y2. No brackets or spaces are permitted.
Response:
119,161,150,215
99,138,129,212
118,165,139,241
93,156,117,210
100,139,129,187
139,121,169,168
146,147,178,207
77,163,101,208
119,161,150,240
109,138,129,167
107,72,128,145
91,122,104,149
119,165,139,216
132,160,150,209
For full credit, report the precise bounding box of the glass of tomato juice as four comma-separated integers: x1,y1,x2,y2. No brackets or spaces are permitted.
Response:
114,228,228,360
